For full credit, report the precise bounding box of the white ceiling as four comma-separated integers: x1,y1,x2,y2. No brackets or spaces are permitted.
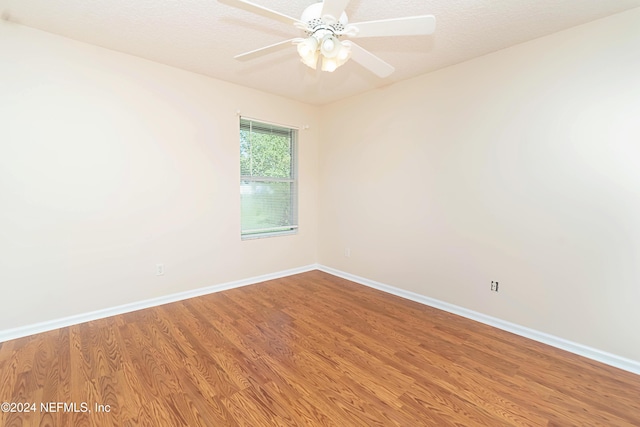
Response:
2,0,640,105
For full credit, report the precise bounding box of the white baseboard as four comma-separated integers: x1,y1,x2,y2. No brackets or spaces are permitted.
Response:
317,265,640,376
3,264,639,376
0,264,318,343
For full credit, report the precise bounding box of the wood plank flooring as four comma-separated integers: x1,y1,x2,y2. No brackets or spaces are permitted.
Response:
0,270,639,426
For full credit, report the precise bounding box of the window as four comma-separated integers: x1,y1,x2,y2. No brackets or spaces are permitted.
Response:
240,118,298,239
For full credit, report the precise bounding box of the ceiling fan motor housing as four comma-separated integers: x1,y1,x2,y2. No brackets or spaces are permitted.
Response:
301,2,348,35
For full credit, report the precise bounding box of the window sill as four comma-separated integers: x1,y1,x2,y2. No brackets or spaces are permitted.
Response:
241,229,298,240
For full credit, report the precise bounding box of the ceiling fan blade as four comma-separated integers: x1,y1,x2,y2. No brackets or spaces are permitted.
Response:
218,0,302,26
234,39,297,61
350,15,436,38
343,41,394,78
321,0,351,21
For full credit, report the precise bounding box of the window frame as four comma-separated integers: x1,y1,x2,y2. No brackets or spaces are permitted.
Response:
239,117,298,240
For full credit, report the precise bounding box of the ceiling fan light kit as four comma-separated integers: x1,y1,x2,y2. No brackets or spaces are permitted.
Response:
295,31,351,72
218,0,436,77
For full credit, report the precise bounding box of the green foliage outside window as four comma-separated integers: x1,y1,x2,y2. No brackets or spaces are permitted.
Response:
240,129,291,178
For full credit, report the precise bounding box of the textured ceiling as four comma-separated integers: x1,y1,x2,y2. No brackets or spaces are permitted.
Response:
2,0,640,105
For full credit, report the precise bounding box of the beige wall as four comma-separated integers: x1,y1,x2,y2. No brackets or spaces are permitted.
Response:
319,9,640,361
0,22,319,330
2,8,639,364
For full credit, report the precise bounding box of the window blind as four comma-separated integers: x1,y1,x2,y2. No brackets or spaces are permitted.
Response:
240,118,298,238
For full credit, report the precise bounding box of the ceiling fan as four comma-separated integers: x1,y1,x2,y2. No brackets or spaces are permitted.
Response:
218,0,436,77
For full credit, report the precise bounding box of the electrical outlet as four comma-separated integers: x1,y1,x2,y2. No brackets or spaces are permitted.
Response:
345,247,351,258
156,264,164,276
491,280,499,292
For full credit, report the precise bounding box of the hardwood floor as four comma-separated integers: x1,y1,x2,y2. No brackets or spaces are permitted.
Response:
1,270,639,426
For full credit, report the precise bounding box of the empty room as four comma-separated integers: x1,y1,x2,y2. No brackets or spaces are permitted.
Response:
1,0,640,425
